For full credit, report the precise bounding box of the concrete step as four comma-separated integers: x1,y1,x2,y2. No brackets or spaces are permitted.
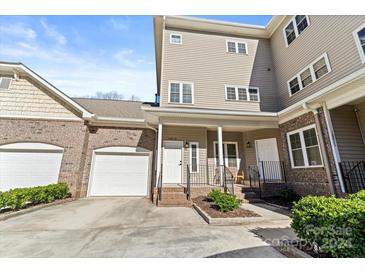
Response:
158,199,192,207
161,187,185,193
160,192,187,200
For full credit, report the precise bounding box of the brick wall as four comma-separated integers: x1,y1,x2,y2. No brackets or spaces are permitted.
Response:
279,109,339,196
80,126,156,197
0,118,87,195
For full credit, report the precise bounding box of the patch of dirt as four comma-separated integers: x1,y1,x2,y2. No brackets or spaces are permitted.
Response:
193,196,261,218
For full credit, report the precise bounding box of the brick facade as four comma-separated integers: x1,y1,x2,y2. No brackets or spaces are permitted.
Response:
279,109,339,196
80,126,156,197
0,118,87,195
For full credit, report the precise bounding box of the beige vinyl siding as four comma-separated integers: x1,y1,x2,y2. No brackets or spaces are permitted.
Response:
356,102,365,143
0,76,79,119
270,16,365,110
330,105,365,161
161,28,279,112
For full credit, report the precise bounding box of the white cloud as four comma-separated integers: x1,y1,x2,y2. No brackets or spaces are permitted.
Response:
40,18,67,45
106,17,130,31
0,24,36,40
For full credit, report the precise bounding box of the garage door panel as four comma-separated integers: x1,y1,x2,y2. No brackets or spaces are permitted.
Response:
0,150,63,191
89,153,149,196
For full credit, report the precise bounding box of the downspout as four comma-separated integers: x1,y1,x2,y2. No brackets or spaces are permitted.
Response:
303,103,338,196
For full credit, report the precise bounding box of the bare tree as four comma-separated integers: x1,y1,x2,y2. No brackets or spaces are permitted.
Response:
94,91,124,100
129,95,140,101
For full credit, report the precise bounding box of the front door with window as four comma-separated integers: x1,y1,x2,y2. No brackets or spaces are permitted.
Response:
255,138,281,180
162,141,183,184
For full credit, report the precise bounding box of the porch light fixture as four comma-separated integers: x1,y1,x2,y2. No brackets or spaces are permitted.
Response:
184,141,189,148
246,141,251,148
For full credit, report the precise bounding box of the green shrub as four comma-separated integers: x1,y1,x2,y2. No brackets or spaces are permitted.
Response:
348,190,365,202
281,189,300,203
291,195,365,257
0,183,70,211
207,189,241,212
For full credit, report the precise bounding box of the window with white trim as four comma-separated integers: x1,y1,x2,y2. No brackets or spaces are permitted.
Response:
225,86,259,102
0,77,12,89
283,15,310,46
189,142,199,173
287,53,331,96
287,125,323,168
170,33,182,44
353,23,365,64
214,142,238,168
226,41,247,54
168,82,193,104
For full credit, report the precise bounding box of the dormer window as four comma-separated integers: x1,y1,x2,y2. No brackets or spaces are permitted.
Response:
170,33,182,45
226,40,248,54
283,15,310,47
0,77,12,89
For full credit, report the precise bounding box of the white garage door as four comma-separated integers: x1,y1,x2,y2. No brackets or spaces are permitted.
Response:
0,143,63,192
89,147,150,196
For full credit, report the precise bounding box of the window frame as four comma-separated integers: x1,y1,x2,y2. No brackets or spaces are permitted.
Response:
225,40,248,55
286,124,324,169
189,142,199,173
169,33,182,45
0,77,13,90
287,53,331,97
213,141,239,169
168,81,194,104
353,22,365,64
224,85,260,102
283,15,311,47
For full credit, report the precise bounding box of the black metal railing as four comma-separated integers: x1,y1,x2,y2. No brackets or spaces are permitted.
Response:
248,165,262,199
156,165,163,205
223,166,235,195
187,164,223,186
339,160,365,193
258,161,287,183
186,164,191,200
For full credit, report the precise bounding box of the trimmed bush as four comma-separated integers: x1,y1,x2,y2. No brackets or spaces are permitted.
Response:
207,189,241,212
349,190,365,202
291,195,365,257
0,183,71,211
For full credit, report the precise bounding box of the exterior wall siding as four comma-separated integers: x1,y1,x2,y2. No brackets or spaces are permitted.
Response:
161,28,279,112
270,15,365,110
356,102,365,145
330,105,365,161
0,118,87,195
0,76,80,119
80,126,156,197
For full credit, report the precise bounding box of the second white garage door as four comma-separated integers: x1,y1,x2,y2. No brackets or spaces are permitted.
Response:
89,148,150,196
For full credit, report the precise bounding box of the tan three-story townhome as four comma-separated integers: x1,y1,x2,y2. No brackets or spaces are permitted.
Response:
143,15,365,205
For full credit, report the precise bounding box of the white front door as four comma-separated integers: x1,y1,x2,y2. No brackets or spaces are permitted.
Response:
162,141,183,184
255,138,281,180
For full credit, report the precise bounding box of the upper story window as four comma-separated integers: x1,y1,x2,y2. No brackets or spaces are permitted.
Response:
353,23,365,64
0,77,12,89
168,81,193,104
226,40,248,54
225,86,260,102
288,53,331,96
287,125,323,168
170,33,182,45
283,15,310,47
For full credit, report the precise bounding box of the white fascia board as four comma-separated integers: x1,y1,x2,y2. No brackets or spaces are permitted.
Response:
89,115,146,127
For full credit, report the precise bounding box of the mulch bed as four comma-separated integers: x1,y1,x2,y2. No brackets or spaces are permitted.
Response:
193,196,261,218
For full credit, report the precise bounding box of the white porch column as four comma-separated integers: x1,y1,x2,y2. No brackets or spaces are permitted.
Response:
155,122,163,186
217,126,224,186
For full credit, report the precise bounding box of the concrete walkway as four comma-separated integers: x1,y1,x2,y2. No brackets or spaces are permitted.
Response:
0,198,290,258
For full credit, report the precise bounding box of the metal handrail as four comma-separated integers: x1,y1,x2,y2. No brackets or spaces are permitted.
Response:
223,166,235,195
156,164,163,204
186,164,191,200
340,160,365,193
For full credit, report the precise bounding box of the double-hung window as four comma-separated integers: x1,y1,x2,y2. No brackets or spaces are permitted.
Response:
287,125,323,168
168,82,193,104
283,15,310,46
214,142,238,168
353,23,365,64
189,142,199,173
0,77,12,89
288,53,331,96
226,41,248,54
225,86,259,102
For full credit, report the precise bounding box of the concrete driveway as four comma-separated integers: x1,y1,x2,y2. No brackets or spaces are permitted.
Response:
0,198,289,257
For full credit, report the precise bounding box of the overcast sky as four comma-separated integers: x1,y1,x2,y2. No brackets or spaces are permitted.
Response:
0,15,272,101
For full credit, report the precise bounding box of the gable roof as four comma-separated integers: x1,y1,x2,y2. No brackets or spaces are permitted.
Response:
0,61,93,119
73,98,145,119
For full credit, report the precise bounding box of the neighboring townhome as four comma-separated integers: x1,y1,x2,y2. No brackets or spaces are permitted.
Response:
144,15,365,205
0,15,364,206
